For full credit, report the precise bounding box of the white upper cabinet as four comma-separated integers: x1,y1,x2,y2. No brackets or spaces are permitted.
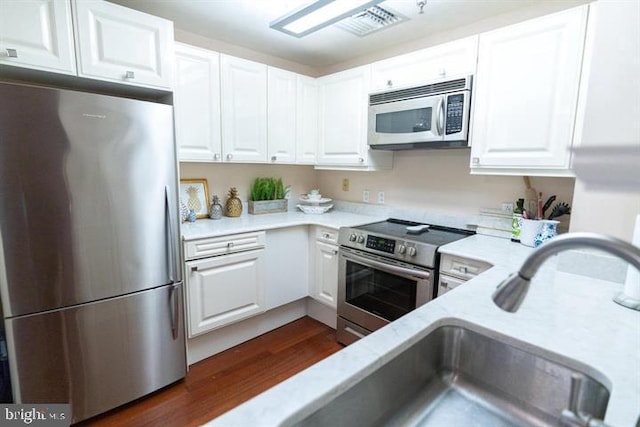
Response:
72,0,174,89
469,6,589,176
174,43,221,162
0,0,76,75
220,54,268,163
370,36,479,91
296,75,318,164
317,65,393,170
267,67,297,164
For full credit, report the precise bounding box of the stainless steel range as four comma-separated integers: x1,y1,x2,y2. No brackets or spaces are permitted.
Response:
337,218,474,345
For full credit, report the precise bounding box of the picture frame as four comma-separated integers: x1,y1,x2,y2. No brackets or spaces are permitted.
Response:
179,178,210,219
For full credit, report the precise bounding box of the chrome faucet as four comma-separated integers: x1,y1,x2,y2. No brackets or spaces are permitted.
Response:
492,232,640,427
492,232,640,313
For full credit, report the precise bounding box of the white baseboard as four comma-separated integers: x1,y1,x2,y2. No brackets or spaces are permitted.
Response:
306,298,337,329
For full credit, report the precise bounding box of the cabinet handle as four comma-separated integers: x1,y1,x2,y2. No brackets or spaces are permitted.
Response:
358,157,364,163
458,266,468,274
6,48,18,58
438,68,446,77
227,154,233,160
472,157,480,165
191,266,198,272
227,242,234,249
387,79,393,87
271,156,277,162
124,70,135,80
213,153,221,161
332,250,338,255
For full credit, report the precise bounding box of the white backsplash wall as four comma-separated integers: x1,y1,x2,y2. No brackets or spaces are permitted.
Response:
179,162,318,209
316,150,575,227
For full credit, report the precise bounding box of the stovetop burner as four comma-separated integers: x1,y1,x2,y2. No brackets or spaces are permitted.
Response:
356,218,474,245
338,218,475,268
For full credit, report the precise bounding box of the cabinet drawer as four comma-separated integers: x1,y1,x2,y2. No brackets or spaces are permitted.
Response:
439,254,492,281
438,274,466,297
185,231,265,260
315,227,338,244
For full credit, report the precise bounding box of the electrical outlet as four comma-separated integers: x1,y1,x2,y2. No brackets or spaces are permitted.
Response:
342,178,349,191
501,203,514,213
378,191,385,204
362,190,370,203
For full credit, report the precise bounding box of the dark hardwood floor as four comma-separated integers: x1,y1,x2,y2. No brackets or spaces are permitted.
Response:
77,317,343,426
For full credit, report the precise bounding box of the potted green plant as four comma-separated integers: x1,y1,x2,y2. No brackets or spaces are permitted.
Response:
248,177,289,214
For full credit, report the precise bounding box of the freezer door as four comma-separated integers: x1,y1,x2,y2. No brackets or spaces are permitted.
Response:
5,284,186,423
0,82,181,317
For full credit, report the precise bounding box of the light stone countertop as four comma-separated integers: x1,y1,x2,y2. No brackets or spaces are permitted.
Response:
180,210,386,241
208,231,640,426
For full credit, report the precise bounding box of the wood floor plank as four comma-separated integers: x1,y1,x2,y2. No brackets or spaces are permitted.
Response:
77,316,342,427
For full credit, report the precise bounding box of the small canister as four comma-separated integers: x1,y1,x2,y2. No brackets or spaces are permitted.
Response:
511,198,525,242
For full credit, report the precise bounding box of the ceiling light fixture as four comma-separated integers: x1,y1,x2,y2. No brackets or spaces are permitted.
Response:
270,0,385,38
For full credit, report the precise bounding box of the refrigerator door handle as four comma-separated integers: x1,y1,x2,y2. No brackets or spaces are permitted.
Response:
165,185,178,283
169,284,180,340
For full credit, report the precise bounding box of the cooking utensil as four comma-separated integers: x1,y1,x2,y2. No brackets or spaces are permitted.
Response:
523,176,537,216
547,202,571,220
542,195,557,217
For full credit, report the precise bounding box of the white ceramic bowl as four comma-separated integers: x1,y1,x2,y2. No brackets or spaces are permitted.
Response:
307,193,322,201
297,204,333,214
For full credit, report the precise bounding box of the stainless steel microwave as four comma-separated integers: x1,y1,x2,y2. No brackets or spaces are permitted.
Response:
368,75,473,150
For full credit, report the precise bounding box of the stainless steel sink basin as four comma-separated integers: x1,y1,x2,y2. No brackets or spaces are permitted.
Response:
292,321,610,427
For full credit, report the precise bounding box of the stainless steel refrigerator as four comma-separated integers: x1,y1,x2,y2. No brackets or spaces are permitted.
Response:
0,82,186,423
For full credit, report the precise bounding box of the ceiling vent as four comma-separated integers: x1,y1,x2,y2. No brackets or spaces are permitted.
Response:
336,5,407,37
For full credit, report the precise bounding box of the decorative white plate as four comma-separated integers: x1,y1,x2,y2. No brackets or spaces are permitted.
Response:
297,204,333,214
299,197,332,204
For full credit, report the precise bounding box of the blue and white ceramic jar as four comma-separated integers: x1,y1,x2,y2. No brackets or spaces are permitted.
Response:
534,220,560,247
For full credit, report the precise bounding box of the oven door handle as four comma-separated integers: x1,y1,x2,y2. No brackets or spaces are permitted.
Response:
342,250,431,280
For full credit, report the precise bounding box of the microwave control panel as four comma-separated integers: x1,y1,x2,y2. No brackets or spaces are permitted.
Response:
445,94,465,135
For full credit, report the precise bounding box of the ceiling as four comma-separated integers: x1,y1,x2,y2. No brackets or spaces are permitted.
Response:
109,0,562,69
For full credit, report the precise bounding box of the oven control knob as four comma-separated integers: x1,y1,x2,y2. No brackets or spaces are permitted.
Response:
349,233,357,242
357,235,365,244
408,247,417,257
398,245,406,254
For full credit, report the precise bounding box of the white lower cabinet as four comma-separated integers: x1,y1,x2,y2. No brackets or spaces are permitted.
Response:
186,248,265,337
309,227,339,308
184,232,267,337
264,226,309,309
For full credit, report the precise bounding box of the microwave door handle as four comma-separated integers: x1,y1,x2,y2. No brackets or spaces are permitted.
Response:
342,250,431,280
436,97,445,136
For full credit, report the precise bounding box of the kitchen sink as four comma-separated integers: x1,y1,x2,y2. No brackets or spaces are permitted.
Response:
290,321,610,427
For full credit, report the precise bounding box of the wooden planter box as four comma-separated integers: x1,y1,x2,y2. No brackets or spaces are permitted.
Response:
248,199,287,215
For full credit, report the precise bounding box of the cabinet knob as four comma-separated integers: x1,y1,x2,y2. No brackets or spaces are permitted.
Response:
271,156,277,162
6,48,18,58
227,242,234,249
472,157,480,165
191,266,198,272
438,68,446,77
332,250,338,255
387,79,393,87
124,70,135,80
213,153,221,161
227,154,233,160
358,157,364,163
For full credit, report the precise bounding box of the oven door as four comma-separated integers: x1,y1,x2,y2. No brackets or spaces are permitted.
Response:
338,247,434,334
368,94,445,147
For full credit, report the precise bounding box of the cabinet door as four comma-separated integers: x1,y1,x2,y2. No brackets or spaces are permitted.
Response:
72,0,174,89
371,36,478,91
267,67,297,164
312,241,339,308
264,227,309,310
296,75,318,164
0,0,75,74
470,6,588,173
220,54,268,162
185,249,265,337
174,43,222,162
317,66,369,165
